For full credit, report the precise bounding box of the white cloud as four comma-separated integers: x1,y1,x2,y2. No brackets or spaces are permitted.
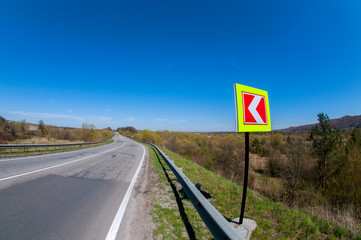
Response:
94,116,113,121
154,118,187,123
155,118,168,122
9,111,84,121
124,117,136,122
83,115,113,121
9,111,112,122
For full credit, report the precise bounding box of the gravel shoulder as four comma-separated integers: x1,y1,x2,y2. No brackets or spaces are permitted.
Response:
117,146,156,239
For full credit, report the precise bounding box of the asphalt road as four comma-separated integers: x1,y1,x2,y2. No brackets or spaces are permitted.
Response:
0,135,146,240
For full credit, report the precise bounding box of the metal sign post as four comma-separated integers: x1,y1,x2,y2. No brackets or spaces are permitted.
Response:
234,83,271,225
239,132,249,224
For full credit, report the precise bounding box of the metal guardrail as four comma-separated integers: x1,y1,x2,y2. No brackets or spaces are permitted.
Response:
141,140,247,240
0,140,113,152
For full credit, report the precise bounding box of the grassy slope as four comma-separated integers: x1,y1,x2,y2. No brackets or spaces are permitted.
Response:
148,144,360,240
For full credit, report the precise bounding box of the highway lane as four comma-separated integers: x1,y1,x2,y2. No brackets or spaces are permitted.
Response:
0,136,146,240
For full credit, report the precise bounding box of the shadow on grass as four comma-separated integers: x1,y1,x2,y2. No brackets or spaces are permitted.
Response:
151,147,197,240
179,186,212,201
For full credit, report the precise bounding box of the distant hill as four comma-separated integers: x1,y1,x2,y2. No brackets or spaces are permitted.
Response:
280,115,361,131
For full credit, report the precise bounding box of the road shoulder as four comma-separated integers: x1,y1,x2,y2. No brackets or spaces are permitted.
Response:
117,146,155,239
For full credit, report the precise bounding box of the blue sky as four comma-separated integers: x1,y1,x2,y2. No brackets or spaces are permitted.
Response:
1,0,361,131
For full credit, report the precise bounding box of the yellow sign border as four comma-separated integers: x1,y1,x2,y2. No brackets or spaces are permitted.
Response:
234,83,271,132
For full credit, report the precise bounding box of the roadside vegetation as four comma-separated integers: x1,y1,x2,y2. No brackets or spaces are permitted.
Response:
0,116,114,154
147,143,360,239
0,116,114,144
121,113,361,239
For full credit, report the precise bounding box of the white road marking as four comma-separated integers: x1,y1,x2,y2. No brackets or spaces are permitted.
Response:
248,95,264,124
0,140,120,162
0,141,126,182
105,139,146,240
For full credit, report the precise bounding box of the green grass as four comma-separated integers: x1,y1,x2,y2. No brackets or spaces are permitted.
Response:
149,145,212,239
0,140,114,156
147,144,360,240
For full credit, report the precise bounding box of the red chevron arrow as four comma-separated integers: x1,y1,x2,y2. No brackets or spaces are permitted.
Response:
243,92,267,125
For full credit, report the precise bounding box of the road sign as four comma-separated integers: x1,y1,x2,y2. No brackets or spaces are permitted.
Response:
234,83,271,132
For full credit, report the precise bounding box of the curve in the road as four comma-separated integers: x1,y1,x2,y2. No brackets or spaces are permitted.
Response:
0,136,146,240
